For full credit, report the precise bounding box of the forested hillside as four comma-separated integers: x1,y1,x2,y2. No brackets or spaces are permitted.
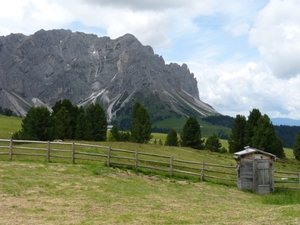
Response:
203,115,300,148
202,115,234,128
275,125,300,148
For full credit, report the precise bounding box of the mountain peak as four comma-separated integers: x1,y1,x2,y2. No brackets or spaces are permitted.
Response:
0,29,219,127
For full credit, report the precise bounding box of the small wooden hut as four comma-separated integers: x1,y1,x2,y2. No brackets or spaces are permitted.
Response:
234,146,278,195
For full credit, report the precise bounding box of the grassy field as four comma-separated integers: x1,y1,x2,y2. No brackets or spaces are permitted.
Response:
0,115,22,138
0,160,300,225
1,116,300,224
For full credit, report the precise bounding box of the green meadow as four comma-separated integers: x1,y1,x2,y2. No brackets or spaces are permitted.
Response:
0,115,22,138
0,160,299,225
1,115,300,224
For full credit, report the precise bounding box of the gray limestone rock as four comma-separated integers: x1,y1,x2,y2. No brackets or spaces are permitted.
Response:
0,29,219,124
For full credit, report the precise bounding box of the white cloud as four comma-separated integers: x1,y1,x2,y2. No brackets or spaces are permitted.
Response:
22,1,73,24
1,0,300,120
224,23,250,37
104,11,172,48
51,0,173,48
249,0,300,79
0,0,74,35
188,60,300,119
78,0,187,11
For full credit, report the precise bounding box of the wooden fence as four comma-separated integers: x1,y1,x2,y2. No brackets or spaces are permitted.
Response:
0,139,299,189
274,171,300,189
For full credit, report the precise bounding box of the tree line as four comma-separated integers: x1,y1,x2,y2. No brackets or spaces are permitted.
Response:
11,99,221,152
0,106,14,116
228,108,300,160
12,100,153,144
203,114,300,149
228,109,285,158
12,99,108,142
164,116,226,153
274,125,300,148
9,99,300,160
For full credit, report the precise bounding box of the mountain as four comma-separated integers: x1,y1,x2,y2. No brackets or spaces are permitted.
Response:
0,29,219,128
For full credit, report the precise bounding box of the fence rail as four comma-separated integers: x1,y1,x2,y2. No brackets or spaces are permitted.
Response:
274,170,300,189
0,139,299,189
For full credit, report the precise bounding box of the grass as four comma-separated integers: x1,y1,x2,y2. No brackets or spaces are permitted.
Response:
284,147,295,159
0,115,22,138
0,161,300,225
261,189,300,205
0,116,300,224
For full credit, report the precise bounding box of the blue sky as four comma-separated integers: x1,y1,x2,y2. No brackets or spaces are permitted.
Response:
1,0,300,120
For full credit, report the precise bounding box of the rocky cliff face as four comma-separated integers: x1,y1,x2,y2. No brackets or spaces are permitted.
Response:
0,29,218,126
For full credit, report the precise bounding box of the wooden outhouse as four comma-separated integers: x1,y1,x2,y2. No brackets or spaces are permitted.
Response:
234,146,278,195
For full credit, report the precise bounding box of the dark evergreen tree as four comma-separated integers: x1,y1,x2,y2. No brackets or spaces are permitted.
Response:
272,136,285,159
52,99,79,139
85,103,107,141
228,114,247,153
228,109,285,158
0,107,13,116
110,125,120,141
119,131,130,142
130,102,152,143
74,107,85,140
202,115,234,128
180,116,204,150
3,108,13,116
293,131,300,160
54,106,72,140
205,133,222,152
244,108,262,146
251,114,285,158
165,129,179,146
12,106,55,141
75,111,88,140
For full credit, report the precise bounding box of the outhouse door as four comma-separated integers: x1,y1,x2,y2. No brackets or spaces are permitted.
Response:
254,159,273,194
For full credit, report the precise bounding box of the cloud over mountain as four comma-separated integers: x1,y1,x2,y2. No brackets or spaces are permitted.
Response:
1,0,300,120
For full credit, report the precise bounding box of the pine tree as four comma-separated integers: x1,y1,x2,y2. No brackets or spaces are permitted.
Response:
165,129,178,146
52,99,79,139
74,107,92,140
180,116,204,150
228,109,285,158
54,106,72,140
252,114,285,158
293,131,300,160
12,106,55,141
205,133,222,152
130,102,152,143
110,125,120,141
85,103,108,141
244,108,262,146
119,131,130,142
228,114,247,153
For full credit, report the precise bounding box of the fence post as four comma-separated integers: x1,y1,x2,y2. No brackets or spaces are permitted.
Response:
135,151,138,169
107,147,111,167
72,142,75,164
9,139,13,160
47,141,51,162
200,162,205,182
170,156,173,177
